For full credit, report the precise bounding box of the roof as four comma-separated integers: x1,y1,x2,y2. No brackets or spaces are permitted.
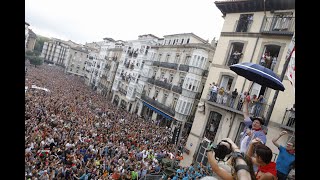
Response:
28,29,37,38
163,33,208,44
138,34,161,40
215,0,295,16
103,37,115,42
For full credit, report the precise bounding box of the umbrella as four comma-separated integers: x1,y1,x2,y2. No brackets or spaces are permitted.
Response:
230,62,285,91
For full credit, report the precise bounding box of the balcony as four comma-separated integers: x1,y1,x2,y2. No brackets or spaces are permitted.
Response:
280,108,295,131
160,62,178,70
119,87,127,96
153,61,160,66
172,85,182,94
154,79,172,91
141,94,175,116
147,78,155,84
202,70,209,77
207,91,270,117
179,64,189,72
195,92,201,100
261,17,295,36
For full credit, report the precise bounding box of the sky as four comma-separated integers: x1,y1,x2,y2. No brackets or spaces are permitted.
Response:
25,0,225,45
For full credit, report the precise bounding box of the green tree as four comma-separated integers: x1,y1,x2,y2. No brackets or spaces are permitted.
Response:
29,56,43,67
34,36,50,55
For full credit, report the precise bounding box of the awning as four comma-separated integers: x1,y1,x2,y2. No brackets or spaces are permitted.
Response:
143,101,173,121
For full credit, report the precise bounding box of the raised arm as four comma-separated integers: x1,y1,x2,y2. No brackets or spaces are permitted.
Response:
207,151,233,180
243,94,250,120
272,131,287,148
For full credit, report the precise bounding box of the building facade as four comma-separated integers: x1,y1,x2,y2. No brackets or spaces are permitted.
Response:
25,22,30,50
66,46,89,77
111,34,162,113
181,0,295,166
135,33,216,135
26,29,37,52
41,38,71,67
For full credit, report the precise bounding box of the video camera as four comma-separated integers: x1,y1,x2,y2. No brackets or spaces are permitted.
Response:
206,140,233,162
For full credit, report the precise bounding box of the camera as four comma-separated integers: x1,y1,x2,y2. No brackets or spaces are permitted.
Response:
206,140,232,161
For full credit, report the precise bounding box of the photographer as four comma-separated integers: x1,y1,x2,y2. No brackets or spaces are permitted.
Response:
206,138,256,180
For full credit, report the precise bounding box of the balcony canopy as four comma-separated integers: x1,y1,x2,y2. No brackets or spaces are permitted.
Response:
142,101,173,121
215,0,295,16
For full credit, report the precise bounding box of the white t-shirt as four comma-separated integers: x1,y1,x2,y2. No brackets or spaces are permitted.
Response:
240,135,249,153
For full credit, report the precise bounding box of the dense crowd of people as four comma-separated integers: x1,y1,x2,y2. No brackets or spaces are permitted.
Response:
25,64,184,179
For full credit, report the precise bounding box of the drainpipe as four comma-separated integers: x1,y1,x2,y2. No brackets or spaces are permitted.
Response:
226,111,236,138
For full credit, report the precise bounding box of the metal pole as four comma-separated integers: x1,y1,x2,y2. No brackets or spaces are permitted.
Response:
265,46,295,125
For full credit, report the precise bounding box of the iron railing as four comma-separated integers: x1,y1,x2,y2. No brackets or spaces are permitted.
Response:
172,85,182,94
160,62,178,70
280,108,295,130
153,61,160,66
118,87,127,95
141,94,175,116
207,91,270,117
261,17,295,35
179,64,189,72
154,80,172,91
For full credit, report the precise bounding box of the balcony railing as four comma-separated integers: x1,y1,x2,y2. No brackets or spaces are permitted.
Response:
280,108,295,131
119,87,127,95
154,79,172,91
160,62,178,70
261,17,295,35
172,85,182,94
147,78,155,84
202,70,209,77
153,61,160,66
195,92,201,100
207,91,270,117
179,64,189,72
141,94,175,116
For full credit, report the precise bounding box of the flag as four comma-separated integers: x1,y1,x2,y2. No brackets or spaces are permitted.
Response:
286,48,295,94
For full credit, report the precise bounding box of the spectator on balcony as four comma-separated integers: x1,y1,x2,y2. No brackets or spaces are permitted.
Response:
237,91,247,110
239,95,266,153
222,90,229,105
216,87,224,104
231,51,243,65
287,104,295,127
249,94,258,116
209,83,218,102
272,131,295,180
271,56,277,70
229,88,238,108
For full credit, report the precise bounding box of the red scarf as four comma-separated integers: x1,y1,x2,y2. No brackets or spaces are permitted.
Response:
256,162,277,179
252,127,262,131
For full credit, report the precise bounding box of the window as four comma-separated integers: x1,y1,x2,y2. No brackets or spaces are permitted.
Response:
187,38,190,44
226,42,244,66
235,14,253,32
179,76,185,87
147,87,151,96
181,39,184,44
158,54,162,61
220,75,234,91
185,55,191,65
172,97,178,109
173,39,176,45
165,54,170,62
160,71,165,79
169,74,174,83
175,54,180,63
163,93,168,104
168,40,171,45
154,89,159,99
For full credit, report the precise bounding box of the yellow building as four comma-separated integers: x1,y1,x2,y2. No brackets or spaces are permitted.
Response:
181,0,295,167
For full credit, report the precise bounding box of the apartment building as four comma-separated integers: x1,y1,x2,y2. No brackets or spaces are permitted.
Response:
25,22,30,50
66,45,89,77
181,0,295,166
98,40,125,99
111,34,162,112
135,33,216,135
41,38,70,67
26,29,37,52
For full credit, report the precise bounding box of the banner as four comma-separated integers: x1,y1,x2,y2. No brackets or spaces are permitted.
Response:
286,48,295,94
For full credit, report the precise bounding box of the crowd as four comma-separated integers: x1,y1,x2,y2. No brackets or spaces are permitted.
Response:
25,64,182,180
25,64,295,180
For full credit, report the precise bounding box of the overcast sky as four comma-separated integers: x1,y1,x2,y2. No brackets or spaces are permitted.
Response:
25,0,224,44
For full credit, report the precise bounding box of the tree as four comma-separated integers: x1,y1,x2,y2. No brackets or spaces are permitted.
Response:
34,35,50,56
29,56,43,67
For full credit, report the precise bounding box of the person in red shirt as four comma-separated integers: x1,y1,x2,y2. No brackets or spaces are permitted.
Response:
247,138,277,180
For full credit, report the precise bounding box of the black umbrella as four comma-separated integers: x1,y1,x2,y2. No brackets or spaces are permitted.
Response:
230,62,285,91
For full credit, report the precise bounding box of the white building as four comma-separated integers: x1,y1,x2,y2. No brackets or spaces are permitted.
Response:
134,33,216,146
66,45,89,77
111,34,162,112
41,38,70,67
181,0,295,167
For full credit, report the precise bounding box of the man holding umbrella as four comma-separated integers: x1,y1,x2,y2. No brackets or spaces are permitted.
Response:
239,94,267,153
